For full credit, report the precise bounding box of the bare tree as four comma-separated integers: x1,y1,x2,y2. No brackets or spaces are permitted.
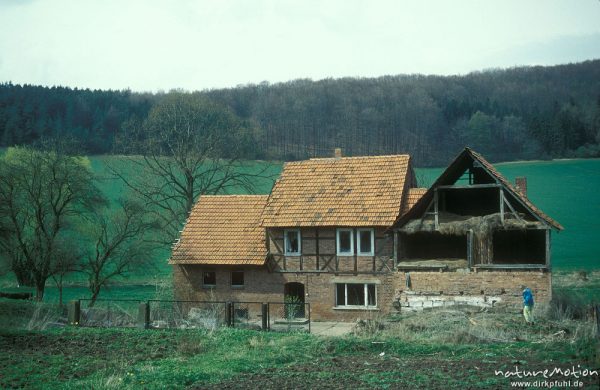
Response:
82,199,158,306
111,93,272,243
49,238,81,307
0,140,100,300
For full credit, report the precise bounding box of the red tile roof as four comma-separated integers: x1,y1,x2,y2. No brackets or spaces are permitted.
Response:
169,195,268,265
260,155,412,227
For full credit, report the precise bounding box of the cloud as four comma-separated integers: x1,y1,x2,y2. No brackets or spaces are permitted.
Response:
0,0,599,91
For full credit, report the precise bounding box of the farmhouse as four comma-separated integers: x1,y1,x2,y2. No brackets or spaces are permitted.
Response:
170,148,562,321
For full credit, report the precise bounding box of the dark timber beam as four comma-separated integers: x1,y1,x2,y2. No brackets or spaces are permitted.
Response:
474,264,548,270
315,228,320,271
436,183,502,190
393,231,398,266
503,196,524,223
546,229,551,270
434,189,439,230
499,188,505,223
467,229,473,269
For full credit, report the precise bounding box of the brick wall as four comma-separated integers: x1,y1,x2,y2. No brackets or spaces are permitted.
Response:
394,269,551,310
173,264,396,321
172,265,552,320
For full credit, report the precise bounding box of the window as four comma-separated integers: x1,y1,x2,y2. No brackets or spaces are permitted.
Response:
335,283,377,307
231,271,244,287
357,228,374,256
203,271,216,287
284,229,301,255
336,228,354,255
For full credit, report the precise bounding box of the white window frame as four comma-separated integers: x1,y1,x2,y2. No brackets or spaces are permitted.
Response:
284,229,301,256
336,228,354,256
357,228,375,256
335,283,377,308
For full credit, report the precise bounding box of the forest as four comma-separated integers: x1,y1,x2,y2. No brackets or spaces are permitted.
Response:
1,59,599,166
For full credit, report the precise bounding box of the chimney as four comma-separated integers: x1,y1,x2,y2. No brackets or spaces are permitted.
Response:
334,148,342,159
515,177,527,197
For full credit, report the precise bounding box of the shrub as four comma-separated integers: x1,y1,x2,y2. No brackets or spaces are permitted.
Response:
548,289,591,320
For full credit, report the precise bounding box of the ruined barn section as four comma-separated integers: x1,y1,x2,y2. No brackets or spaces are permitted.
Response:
391,148,563,310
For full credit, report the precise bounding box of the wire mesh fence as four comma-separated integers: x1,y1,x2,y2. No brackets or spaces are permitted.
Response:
231,302,265,330
74,299,311,332
148,300,227,330
79,299,142,328
268,302,311,333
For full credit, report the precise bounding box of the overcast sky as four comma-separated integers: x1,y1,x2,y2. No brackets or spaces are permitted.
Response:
1,0,599,92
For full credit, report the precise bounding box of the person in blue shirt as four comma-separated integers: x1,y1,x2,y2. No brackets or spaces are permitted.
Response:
522,286,535,325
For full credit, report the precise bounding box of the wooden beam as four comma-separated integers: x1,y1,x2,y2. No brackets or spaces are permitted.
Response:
474,264,548,270
393,231,398,266
266,230,284,253
353,229,358,273
467,229,473,269
434,189,439,230
503,196,524,222
546,229,551,270
499,188,504,223
420,199,434,224
315,228,320,271
319,255,334,271
396,265,448,271
436,183,501,190
274,270,390,275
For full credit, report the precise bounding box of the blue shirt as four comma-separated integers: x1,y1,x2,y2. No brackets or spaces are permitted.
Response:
523,288,534,306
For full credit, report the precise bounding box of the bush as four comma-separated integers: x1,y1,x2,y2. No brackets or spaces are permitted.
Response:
548,289,591,320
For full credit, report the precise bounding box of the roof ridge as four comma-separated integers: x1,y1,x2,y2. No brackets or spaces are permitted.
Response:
199,194,269,198
306,154,409,161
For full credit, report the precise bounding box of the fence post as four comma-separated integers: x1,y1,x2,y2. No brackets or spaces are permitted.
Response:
261,303,268,331
226,302,232,327
68,300,80,326
137,302,150,329
307,303,311,334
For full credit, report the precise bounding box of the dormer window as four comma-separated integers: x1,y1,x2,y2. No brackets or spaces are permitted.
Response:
336,228,354,256
284,229,301,255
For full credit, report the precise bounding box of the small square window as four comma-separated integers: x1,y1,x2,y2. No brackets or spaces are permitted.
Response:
203,271,216,287
336,229,354,255
284,229,301,255
357,229,374,256
231,271,244,287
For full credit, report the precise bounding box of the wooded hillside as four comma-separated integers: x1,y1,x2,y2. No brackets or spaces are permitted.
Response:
2,60,599,166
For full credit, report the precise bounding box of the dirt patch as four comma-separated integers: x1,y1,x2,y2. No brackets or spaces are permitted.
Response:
200,355,599,389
